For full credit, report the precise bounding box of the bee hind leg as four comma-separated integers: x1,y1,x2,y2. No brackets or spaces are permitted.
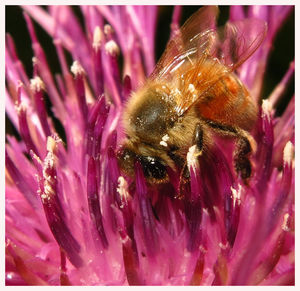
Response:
234,135,253,183
204,120,256,183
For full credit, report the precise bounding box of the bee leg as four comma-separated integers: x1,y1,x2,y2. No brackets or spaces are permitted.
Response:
204,120,255,182
193,123,204,154
234,135,253,183
175,123,204,199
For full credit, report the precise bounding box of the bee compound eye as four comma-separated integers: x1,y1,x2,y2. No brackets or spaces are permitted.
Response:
139,156,167,180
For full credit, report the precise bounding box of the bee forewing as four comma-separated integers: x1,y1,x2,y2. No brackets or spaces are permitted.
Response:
150,6,219,80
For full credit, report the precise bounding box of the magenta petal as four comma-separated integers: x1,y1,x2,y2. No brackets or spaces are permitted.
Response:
6,151,39,208
86,95,108,157
17,105,40,157
184,146,203,252
254,104,274,194
265,142,294,236
122,237,142,285
71,62,88,126
122,75,132,101
135,162,158,258
31,78,52,137
39,141,83,268
92,27,105,97
229,6,245,21
184,197,202,252
87,156,108,249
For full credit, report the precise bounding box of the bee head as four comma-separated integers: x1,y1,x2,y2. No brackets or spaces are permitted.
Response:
117,146,168,184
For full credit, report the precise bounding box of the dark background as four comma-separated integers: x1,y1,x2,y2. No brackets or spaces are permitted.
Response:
5,6,294,138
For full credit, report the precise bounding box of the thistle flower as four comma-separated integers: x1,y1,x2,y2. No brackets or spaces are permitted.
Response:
5,5,294,286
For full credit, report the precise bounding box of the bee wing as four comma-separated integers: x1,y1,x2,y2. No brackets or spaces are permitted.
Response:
174,17,267,115
150,7,267,115
212,18,267,70
150,6,219,80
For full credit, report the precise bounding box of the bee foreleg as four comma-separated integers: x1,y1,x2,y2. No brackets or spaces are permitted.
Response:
193,123,204,154
175,123,205,198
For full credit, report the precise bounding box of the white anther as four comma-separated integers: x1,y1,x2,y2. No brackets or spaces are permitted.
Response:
46,136,56,153
283,141,294,166
262,99,272,121
30,76,45,92
117,176,129,198
282,213,290,231
105,40,120,56
231,184,242,208
93,26,103,51
187,145,198,172
71,60,85,76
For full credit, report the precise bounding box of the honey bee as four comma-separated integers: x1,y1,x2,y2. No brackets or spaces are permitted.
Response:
117,6,267,184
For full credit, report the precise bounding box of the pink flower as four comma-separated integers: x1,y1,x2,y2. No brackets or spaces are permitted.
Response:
5,5,294,285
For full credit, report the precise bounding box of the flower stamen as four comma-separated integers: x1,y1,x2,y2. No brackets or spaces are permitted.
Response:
283,141,294,167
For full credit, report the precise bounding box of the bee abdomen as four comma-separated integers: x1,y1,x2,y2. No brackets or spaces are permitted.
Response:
198,74,257,131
